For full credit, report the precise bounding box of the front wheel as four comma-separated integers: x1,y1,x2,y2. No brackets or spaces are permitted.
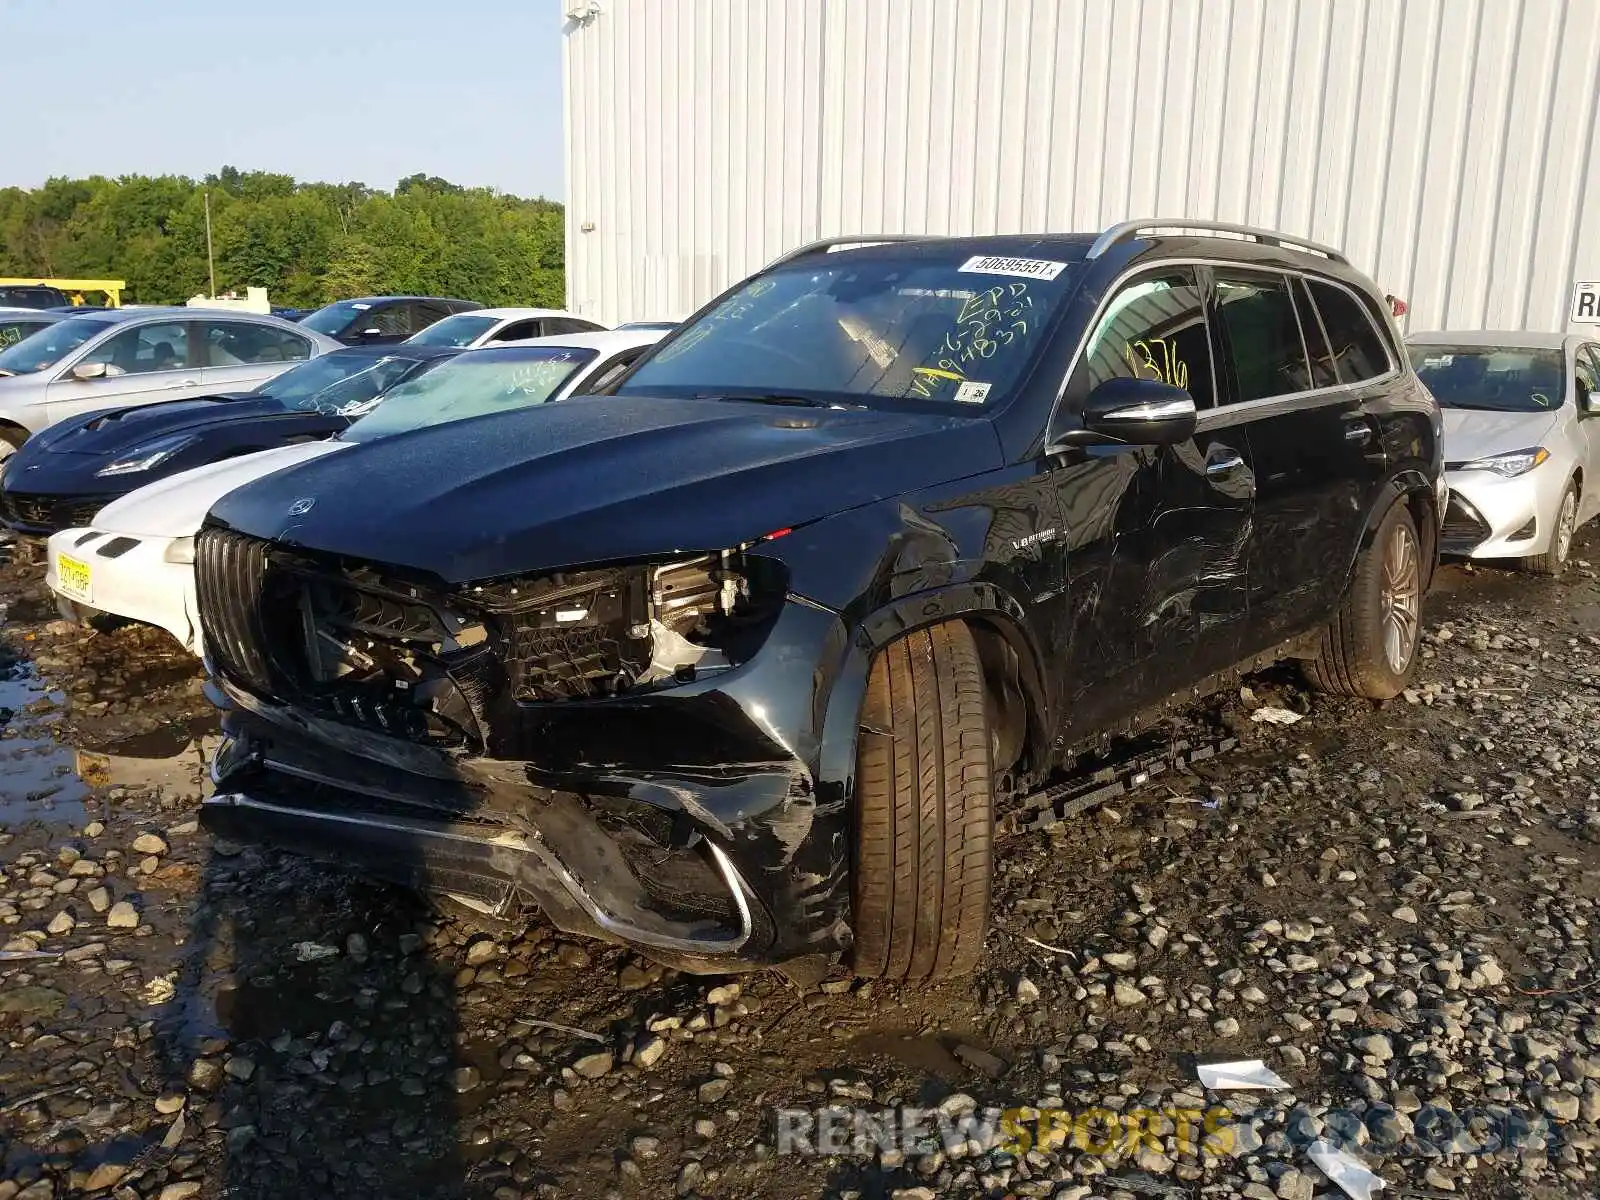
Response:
1523,482,1577,576
852,622,993,981
1303,502,1424,700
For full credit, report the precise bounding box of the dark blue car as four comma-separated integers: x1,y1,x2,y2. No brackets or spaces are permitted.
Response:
0,343,459,535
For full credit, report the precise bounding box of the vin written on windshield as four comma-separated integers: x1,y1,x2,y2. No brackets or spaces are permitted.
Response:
617,254,1077,410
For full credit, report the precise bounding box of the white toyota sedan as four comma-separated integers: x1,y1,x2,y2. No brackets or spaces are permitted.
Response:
1410,330,1600,575
45,329,664,653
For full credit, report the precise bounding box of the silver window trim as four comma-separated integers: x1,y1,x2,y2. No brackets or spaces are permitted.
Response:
55,317,198,383
199,317,314,367
1048,258,1401,442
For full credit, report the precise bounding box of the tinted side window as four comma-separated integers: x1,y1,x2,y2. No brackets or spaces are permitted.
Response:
492,320,542,342
1213,272,1310,402
1073,270,1215,409
585,348,646,391
1577,346,1600,407
1307,279,1390,384
412,301,454,329
1291,278,1339,389
548,317,604,335
202,320,312,366
81,321,191,375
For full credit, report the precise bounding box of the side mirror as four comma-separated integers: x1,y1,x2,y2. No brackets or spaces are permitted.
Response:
1581,386,1599,415
1054,378,1197,449
70,361,107,381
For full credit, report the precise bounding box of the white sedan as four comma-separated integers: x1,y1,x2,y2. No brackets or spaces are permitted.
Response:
1410,330,1600,574
402,307,607,349
46,329,664,653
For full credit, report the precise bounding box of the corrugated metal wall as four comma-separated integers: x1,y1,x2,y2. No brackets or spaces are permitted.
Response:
563,0,1600,333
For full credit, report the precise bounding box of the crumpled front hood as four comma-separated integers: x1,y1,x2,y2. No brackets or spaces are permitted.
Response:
95,441,345,538
1442,407,1560,464
209,395,1003,582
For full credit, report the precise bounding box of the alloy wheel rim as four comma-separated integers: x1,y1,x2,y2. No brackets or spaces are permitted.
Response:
1556,491,1576,563
1380,522,1420,673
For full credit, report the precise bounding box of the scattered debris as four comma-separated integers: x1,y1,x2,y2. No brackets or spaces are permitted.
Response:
1250,705,1304,726
293,941,340,962
1307,1138,1386,1200
1196,1059,1290,1090
523,1018,606,1044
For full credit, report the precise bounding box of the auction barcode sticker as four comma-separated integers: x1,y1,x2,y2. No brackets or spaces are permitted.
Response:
959,255,1068,280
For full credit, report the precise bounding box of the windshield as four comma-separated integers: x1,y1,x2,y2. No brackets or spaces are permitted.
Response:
615,253,1076,409
1410,345,1566,413
299,300,372,337
405,313,499,347
0,316,115,375
340,346,597,444
256,353,426,414
0,318,54,350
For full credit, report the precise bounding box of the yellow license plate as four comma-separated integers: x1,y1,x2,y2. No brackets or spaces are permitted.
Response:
56,552,91,602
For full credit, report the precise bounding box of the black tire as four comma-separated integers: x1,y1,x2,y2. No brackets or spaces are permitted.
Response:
852,622,993,981
1523,481,1577,576
1303,502,1424,700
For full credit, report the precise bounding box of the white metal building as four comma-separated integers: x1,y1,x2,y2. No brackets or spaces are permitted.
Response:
562,0,1600,333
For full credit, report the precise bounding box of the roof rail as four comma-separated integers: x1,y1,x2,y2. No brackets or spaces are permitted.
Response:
1087,218,1349,265
762,234,932,270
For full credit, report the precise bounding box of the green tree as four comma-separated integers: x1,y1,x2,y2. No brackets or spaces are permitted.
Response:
0,170,566,308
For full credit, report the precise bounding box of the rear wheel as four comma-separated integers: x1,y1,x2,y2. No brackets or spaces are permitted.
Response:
852,622,993,981
1523,482,1577,576
1304,502,1424,700
0,425,25,463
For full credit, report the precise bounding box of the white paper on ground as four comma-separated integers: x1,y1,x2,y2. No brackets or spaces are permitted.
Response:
1250,705,1304,725
1196,1059,1290,1090
1307,1139,1386,1199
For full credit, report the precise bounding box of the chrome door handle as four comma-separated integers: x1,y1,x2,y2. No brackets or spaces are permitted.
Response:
1344,423,1374,443
1205,452,1245,476
163,379,200,389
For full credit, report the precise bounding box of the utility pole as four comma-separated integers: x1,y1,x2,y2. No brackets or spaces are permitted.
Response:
203,190,217,299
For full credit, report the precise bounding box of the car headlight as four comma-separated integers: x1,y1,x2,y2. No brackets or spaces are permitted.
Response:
164,536,196,565
96,433,199,477
1454,447,1549,478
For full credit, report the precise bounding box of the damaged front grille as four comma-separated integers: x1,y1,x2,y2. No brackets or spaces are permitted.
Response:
466,568,653,702
195,528,758,748
0,491,104,532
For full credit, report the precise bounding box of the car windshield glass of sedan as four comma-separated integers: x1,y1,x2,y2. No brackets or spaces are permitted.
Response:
257,353,425,414
0,319,51,350
405,313,499,347
1410,346,1566,413
298,300,371,337
0,316,115,375
338,347,598,444
615,252,1077,408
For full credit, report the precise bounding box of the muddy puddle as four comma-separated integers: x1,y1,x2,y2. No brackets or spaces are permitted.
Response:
0,649,216,833
0,662,89,826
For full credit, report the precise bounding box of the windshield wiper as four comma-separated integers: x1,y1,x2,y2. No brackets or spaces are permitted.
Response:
695,391,831,408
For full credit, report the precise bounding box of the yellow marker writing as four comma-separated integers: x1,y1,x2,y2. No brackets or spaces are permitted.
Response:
912,366,965,382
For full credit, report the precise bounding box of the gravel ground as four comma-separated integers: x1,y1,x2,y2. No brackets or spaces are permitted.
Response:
2,533,1598,1200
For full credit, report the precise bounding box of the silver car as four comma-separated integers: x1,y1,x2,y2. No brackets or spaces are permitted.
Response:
1409,330,1600,574
0,308,342,460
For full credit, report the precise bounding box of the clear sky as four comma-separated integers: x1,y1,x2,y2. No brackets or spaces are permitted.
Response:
2,0,566,199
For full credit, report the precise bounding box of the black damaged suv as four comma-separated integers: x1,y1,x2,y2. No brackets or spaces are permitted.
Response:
196,221,1443,980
